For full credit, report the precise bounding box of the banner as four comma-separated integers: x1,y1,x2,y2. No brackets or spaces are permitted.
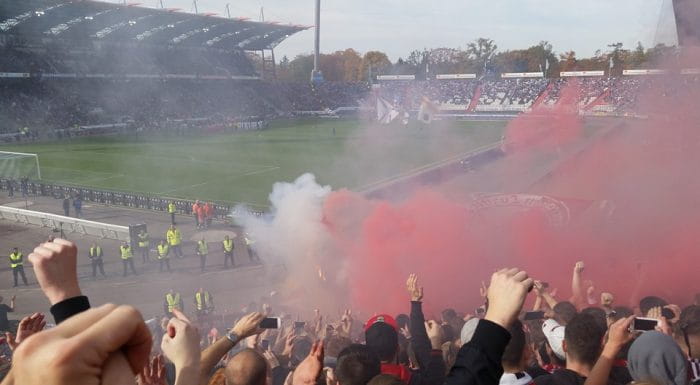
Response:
501,72,544,78
435,74,477,79
560,71,605,77
0,72,30,78
377,75,415,81
622,69,667,76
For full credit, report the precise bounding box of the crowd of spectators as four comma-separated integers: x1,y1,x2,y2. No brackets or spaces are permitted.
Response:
478,79,549,108
0,238,699,385
1,69,696,140
377,80,478,109
0,46,255,77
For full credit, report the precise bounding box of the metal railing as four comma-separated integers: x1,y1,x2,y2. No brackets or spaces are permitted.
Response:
0,205,130,241
0,179,266,219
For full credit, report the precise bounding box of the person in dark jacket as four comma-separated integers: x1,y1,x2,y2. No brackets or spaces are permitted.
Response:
365,274,446,385
446,268,534,385
73,196,83,218
533,314,609,385
62,195,70,217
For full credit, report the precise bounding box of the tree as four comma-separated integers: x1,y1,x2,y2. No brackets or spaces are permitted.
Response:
630,42,647,68
338,48,363,82
607,42,627,75
559,51,577,72
278,54,314,82
466,38,498,74
360,51,392,81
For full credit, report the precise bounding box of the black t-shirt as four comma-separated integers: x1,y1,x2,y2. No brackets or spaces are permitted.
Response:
0,304,12,331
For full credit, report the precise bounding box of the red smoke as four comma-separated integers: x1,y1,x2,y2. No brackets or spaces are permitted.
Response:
317,58,700,316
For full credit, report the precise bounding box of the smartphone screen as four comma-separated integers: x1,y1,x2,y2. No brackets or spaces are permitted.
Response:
523,311,545,321
294,321,306,329
259,317,280,329
632,317,658,332
261,339,270,350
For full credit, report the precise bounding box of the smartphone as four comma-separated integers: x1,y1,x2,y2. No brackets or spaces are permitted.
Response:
631,317,658,332
260,339,270,350
294,321,306,330
259,317,281,329
523,311,545,321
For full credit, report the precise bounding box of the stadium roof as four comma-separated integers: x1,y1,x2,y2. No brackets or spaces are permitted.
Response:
0,0,308,51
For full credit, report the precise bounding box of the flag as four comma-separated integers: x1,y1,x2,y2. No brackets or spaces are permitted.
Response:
376,97,399,124
545,58,550,71
609,56,615,69
418,96,439,124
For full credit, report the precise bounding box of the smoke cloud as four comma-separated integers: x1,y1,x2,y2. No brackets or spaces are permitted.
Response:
240,52,700,318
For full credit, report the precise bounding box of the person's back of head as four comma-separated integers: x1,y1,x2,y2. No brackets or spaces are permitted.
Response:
553,301,577,325
609,306,634,322
581,307,608,333
564,313,605,369
639,296,668,317
365,323,399,363
225,348,268,385
326,334,353,359
336,344,381,385
502,320,528,372
367,374,405,385
628,331,689,385
676,305,700,359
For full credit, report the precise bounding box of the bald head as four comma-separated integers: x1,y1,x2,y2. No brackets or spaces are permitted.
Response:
225,348,268,385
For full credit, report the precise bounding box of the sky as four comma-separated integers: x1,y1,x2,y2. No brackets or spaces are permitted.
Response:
109,0,679,61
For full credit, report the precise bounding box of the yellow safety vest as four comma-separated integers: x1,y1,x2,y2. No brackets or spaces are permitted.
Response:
166,293,180,312
120,246,133,260
168,203,176,214
195,291,210,310
157,244,169,259
223,239,233,252
167,229,182,246
197,240,208,255
9,252,23,268
89,247,102,258
138,233,150,248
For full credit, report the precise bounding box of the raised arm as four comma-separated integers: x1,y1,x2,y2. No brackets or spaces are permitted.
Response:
407,274,446,385
584,316,634,385
28,238,90,323
161,309,201,385
198,312,264,385
570,261,585,308
446,268,533,385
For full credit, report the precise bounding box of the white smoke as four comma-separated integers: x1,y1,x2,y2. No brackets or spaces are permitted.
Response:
234,173,340,308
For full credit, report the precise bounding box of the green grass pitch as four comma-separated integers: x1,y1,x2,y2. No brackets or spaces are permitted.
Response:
0,119,507,208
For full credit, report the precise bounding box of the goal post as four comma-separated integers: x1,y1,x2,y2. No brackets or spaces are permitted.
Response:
0,151,41,180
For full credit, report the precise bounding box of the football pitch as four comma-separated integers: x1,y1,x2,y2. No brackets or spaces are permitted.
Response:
0,119,507,208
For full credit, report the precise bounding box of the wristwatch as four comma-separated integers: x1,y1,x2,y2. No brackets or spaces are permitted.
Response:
226,331,240,344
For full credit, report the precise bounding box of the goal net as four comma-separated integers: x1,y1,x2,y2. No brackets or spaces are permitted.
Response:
0,151,41,180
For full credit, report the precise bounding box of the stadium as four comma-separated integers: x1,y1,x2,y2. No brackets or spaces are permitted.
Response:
0,0,699,384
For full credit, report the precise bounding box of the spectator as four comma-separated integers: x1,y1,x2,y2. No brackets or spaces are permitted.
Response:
0,296,16,332
628,332,689,385
62,195,70,217
534,313,606,385
335,344,381,385
500,320,536,385
72,195,82,218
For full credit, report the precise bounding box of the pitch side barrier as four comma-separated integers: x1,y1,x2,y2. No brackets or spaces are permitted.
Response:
0,205,130,241
0,179,266,219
